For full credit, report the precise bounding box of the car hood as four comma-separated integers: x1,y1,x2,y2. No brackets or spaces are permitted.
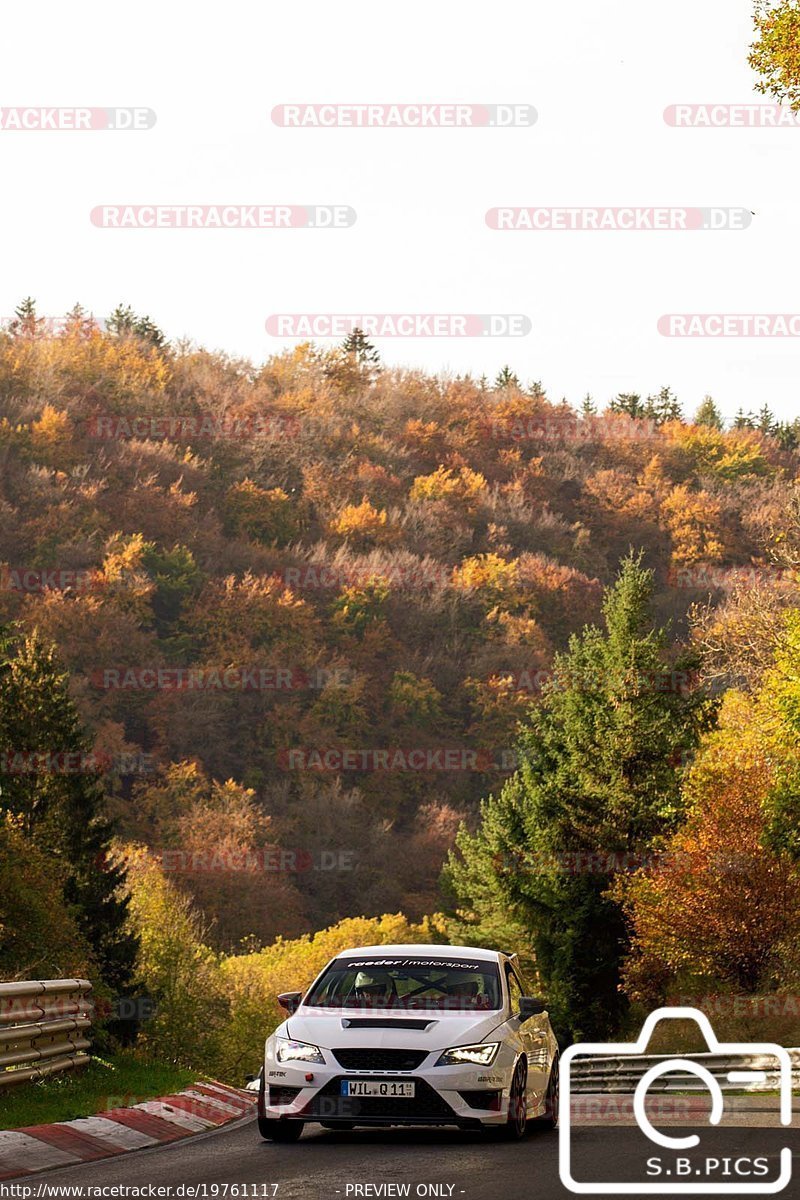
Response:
285,1007,505,1051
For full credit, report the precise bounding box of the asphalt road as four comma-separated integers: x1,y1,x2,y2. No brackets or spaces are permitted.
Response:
14,1115,800,1200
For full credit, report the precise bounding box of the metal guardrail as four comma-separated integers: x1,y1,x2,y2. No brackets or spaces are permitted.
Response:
569,1048,800,1093
0,979,93,1087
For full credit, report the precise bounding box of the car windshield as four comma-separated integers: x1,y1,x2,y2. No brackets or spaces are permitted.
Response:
304,956,502,1010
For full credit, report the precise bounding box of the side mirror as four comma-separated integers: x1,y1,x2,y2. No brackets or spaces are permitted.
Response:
518,996,546,1020
278,990,303,1015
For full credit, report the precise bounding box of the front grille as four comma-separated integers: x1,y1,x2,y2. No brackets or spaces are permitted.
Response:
303,1076,456,1122
332,1048,428,1071
458,1089,502,1111
268,1085,303,1106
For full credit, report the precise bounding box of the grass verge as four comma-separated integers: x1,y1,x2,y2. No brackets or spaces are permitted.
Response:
0,1053,198,1130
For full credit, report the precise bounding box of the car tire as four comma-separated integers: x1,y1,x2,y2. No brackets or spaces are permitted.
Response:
537,1057,559,1130
500,1058,528,1140
258,1116,303,1142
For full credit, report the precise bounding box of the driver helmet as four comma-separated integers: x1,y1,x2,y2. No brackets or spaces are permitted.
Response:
354,971,390,999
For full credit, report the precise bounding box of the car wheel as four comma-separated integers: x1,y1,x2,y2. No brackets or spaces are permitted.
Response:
258,1116,303,1142
501,1058,528,1140
538,1057,559,1130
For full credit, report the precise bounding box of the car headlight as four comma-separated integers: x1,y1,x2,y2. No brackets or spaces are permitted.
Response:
275,1036,324,1064
435,1042,500,1066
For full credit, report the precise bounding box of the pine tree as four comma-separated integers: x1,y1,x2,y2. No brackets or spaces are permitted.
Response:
340,327,380,367
609,392,645,419
63,303,100,338
107,304,166,349
693,396,723,429
645,386,683,426
445,554,709,1040
775,419,800,451
494,366,520,389
733,408,755,430
9,297,46,338
580,393,597,417
756,404,777,436
0,629,138,990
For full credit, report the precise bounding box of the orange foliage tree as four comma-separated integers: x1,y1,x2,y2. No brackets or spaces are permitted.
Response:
618,694,800,1001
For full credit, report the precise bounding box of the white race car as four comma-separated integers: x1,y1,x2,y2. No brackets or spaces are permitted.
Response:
257,943,559,1141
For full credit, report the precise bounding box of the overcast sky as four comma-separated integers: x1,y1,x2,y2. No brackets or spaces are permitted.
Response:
3,0,798,420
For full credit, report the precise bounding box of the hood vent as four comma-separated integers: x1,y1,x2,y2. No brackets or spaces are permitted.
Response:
340,1017,436,1030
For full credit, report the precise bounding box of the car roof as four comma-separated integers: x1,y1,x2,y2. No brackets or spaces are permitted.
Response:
334,944,504,962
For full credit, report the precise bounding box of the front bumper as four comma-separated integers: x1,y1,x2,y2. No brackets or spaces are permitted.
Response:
261,1056,516,1127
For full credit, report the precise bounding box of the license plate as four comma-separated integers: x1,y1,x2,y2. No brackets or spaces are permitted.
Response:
340,1080,415,1098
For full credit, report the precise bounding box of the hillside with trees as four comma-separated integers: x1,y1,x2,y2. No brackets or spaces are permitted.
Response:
1,301,800,1063
0,302,798,946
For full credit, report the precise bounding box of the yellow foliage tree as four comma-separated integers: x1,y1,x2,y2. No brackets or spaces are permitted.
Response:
662,484,725,566
409,465,487,511
224,479,300,546
451,553,520,605
328,498,389,548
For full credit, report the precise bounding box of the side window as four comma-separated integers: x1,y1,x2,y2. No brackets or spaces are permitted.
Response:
506,966,523,1014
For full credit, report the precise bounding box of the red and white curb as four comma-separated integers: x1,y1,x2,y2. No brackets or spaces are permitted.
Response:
0,1081,255,1179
